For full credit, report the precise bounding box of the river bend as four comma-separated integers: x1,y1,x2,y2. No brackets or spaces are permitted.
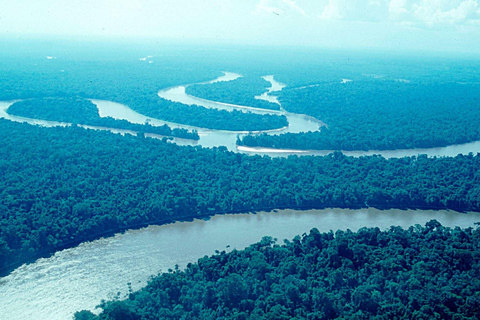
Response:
1,208,480,320
2,73,480,157
2,74,480,319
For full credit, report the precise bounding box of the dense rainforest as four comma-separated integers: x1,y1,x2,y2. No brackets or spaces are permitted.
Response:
75,222,480,320
0,46,288,132
1,119,480,276
186,76,281,111
120,96,288,132
238,81,480,151
7,97,199,140
1,43,479,142
2,42,480,320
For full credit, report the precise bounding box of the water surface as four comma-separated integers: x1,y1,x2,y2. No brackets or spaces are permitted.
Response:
255,75,286,106
3,73,478,158
1,208,479,320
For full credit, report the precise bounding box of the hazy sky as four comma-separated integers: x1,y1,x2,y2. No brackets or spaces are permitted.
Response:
1,0,480,53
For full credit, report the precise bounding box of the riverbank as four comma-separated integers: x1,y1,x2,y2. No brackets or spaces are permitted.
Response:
2,207,480,320
3,72,480,157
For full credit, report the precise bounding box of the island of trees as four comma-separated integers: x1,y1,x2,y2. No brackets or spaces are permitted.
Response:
186,76,281,111
7,97,200,140
75,222,480,319
2,49,479,145
1,45,480,319
0,56,288,132
121,96,288,132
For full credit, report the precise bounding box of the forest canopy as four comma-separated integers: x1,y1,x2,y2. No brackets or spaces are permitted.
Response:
1,119,480,275
186,76,281,111
0,51,288,132
1,46,479,148
7,97,200,140
76,222,480,320
2,43,480,320
239,81,480,151
122,96,288,132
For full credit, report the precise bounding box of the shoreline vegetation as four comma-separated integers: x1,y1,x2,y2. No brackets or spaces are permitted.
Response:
238,81,480,151
75,222,480,319
1,44,480,319
1,119,480,276
6,97,200,140
186,76,282,111
136,96,289,132
1,48,479,152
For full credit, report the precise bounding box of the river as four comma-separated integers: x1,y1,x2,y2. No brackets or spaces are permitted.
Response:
2,74,480,319
254,75,286,106
2,73,480,157
156,72,480,157
1,208,479,320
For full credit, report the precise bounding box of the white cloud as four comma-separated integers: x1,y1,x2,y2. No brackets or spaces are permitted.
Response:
320,0,389,22
1,0,479,53
320,0,343,19
389,0,410,18
282,0,308,16
254,0,283,15
253,0,308,16
318,0,480,27
412,0,480,26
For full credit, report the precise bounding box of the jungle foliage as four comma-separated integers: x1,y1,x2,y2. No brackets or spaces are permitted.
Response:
0,47,287,132
76,222,480,320
1,43,479,142
7,97,200,140
239,81,480,151
186,76,281,111
121,96,288,132
1,119,480,275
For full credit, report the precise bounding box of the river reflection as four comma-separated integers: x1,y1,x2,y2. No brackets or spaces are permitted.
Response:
1,208,479,320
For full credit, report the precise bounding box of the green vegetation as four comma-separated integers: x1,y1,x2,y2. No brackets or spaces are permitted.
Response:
239,81,480,150
186,76,281,111
1,44,480,319
76,222,480,319
2,119,480,275
0,49,287,132
122,96,288,132
2,45,478,141
7,97,199,140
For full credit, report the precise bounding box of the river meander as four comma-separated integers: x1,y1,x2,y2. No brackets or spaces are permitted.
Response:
2,73,480,157
2,73,480,319
1,208,480,320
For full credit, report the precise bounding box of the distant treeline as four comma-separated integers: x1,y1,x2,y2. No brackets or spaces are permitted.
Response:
186,76,281,111
1,119,480,275
7,97,199,140
3,54,480,145
238,81,480,151
76,222,480,319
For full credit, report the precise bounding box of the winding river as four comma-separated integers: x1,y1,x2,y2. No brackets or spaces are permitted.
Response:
2,73,480,319
155,72,480,157
254,75,286,106
2,72,480,157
